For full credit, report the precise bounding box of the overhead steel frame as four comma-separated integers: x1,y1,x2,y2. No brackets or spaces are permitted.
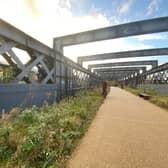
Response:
95,68,145,81
0,19,101,101
77,48,168,65
88,60,158,70
100,71,140,80
94,67,146,73
54,17,168,88
0,17,167,101
54,17,168,46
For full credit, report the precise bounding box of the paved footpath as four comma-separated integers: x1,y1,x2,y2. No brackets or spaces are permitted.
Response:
68,87,168,168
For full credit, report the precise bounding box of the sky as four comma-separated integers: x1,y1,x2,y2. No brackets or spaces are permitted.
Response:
0,0,168,68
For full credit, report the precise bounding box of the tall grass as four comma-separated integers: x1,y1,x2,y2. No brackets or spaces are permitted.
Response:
125,87,168,111
0,88,104,167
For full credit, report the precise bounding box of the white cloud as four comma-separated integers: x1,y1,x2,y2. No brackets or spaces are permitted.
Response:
119,0,133,15
134,34,168,41
0,0,110,63
58,0,71,10
147,0,159,16
0,0,154,66
0,0,110,46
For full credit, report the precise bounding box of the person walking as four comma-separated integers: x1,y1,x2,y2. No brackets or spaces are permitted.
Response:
102,81,107,98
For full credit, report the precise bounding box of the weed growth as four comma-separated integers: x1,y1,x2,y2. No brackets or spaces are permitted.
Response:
0,88,104,167
125,87,168,111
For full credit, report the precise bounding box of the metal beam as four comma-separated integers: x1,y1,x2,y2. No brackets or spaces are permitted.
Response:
99,71,139,74
88,60,158,70
101,71,138,80
0,19,101,81
94,67,146,73
99,70,140,75
97,72,144,78
54,17,168,46
78,48,168,64
0,19,54,57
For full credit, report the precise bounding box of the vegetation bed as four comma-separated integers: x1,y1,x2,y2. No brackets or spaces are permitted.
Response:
125,87,168,111
0,88,104,167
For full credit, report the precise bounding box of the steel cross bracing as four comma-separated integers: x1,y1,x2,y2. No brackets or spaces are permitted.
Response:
142,63,168,84
143,63,168,75
120,63,168,85
0,19,102,101
88,60,158,70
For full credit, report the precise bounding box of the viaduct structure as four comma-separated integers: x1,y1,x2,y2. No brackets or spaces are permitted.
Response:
0,17,168,111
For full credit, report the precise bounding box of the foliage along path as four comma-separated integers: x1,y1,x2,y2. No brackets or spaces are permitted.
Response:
68,87,168,168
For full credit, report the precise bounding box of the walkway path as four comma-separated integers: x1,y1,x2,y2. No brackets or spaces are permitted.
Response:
68,87,168,168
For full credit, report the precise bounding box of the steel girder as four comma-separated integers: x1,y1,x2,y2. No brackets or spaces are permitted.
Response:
77,48,168,65
53,17,168,85
0,19,102,101
99,70,139,75
100,71,139,80
88,60,158,70
94,67,146,73
0,19,100,81
54,17,168,46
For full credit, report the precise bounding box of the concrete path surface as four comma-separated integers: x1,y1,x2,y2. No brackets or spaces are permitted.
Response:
68,87,168,168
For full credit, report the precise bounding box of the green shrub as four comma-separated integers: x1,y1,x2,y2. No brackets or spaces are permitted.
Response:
18,109,38,124
0,88,104,167
0,127,10,142
0,145,13,161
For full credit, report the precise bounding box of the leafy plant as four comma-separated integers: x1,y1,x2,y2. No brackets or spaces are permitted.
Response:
0,88,104,167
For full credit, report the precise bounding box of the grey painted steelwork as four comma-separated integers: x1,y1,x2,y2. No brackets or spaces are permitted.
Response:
100,72,138,77
101,71,139,80
54,17,168,46
121,63,168,86
99,67,149,81
0,84,57,113
1,17,168,112
0,19,54,58
53,17,168,87
99,69,140,76
97,68,141,80
89,60,158,70
0,19,99,79
78,48,168,65
0,19,102,112
143,63,168,75
94,67,146,73
99,71,139,75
